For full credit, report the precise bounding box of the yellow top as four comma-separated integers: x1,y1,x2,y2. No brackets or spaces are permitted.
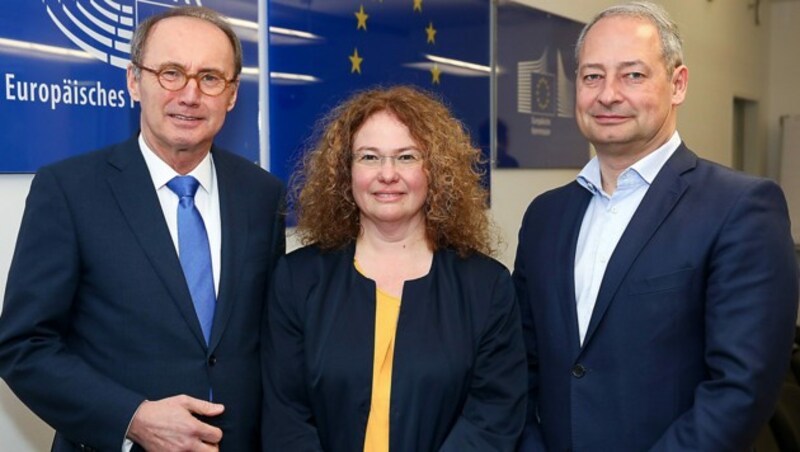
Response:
360,264,401,452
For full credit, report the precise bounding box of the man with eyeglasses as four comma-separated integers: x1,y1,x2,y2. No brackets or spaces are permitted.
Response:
0,6,285,451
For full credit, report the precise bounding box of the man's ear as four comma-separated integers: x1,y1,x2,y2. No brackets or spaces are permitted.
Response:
127,65,141,102
226,80,239,112
671,65,688,106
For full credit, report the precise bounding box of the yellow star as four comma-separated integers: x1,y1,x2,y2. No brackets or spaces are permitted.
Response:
413,0,422,13
425,22,436,44
349,48,363,74
431,63,441,84
355,5,368,31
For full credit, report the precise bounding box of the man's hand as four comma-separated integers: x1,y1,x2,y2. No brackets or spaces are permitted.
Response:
127,395,225,451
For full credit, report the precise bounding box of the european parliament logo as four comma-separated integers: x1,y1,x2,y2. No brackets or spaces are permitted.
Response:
517,48,574,119
43,0,202,69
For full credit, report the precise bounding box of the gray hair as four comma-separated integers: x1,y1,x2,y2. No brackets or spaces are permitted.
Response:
575,1,684,72
129,6,242,79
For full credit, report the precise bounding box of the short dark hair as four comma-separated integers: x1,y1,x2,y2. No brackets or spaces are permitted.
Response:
129,6,242,78
575,1,684,72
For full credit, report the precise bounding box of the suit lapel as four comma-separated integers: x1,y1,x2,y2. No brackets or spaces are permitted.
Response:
560,183,593,359
208,149,248,351
581,145,696,347
105,138,208,348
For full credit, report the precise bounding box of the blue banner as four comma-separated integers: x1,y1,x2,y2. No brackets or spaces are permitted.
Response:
496,4,589,168
0,0,259,173
267,0,490,183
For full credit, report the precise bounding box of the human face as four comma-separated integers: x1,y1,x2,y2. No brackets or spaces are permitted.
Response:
127,16,238,165
576,16,687,159
351,111,428,234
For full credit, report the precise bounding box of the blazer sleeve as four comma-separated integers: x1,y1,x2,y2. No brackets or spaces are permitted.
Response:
0,168,145,450
511,206,548,452
262,256,324,451
650,178,799,451
439,267,528,452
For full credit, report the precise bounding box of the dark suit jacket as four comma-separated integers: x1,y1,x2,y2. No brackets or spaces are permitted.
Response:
0,136,285,451
513,144,799,451
262,245,527,452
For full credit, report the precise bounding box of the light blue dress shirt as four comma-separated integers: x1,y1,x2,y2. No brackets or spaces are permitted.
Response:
573,132,682,345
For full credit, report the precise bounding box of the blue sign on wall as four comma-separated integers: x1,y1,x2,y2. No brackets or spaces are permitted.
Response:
1,0,489,179
0,0,259,173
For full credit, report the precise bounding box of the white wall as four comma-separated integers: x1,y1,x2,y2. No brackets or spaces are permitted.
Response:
767,0,800,326
1,0,798,449
768,1,800,180
0,175,53,450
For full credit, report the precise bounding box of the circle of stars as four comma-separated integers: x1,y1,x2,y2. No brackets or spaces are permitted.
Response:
347,1,441,85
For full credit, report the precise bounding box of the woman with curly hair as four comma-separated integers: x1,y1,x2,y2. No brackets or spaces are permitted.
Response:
262,86,526,452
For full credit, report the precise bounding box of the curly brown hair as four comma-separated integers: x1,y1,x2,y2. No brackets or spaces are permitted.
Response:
291,85,496,257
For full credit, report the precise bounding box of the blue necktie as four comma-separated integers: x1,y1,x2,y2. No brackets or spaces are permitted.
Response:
167,176,215,345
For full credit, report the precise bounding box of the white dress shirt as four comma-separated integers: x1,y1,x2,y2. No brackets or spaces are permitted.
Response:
573,131,681,345
122,134,222,451
138,134,222,296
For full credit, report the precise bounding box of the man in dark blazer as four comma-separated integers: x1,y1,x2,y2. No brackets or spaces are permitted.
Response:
514,2,798,451
0,7,284,451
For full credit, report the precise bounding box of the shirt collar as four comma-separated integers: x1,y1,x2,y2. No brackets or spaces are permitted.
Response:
576,131,682,195
138,134,214,193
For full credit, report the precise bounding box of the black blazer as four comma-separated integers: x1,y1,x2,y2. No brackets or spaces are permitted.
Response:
514,144,799,451
0,136,285,451
262,245,527,451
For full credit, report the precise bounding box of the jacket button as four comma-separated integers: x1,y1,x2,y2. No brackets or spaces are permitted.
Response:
208,355,217,367
571,364,586,378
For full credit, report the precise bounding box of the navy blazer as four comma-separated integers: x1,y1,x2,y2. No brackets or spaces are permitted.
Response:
513,144,799,451
0,137,285,451
262,245,527,451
